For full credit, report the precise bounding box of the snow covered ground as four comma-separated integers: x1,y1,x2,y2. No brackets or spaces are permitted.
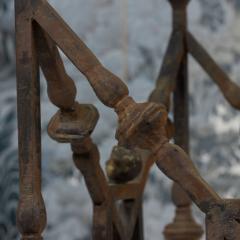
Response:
0,0,240,239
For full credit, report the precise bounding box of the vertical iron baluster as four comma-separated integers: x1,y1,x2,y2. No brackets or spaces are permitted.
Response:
15,1,46,239
164,1,203,239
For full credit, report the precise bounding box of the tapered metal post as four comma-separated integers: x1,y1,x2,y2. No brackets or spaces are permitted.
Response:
15,1,46,239
163,1,203,239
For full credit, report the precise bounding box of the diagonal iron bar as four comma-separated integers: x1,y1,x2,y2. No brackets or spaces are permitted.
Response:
187,32,240,110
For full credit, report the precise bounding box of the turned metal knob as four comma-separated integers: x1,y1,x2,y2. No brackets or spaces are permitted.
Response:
106,146,142,183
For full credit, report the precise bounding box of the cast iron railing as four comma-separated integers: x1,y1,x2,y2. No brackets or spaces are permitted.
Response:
15,0,240,239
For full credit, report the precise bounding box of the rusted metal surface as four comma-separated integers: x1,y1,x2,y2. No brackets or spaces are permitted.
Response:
157,1,203,239
187,32,240,110
15,1,46,239
15,0,240,240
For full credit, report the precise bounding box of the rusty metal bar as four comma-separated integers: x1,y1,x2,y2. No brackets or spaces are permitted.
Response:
34,23,77,110
33,1,131,109
187,32,240,110
15,1,46,239
110,183,140,200
131,203,144,240
72,138,108,205
15,0,240,240
33,0,100,74
149,31,184,110
164,39,204,239
158,1,203,239
72,139,126,240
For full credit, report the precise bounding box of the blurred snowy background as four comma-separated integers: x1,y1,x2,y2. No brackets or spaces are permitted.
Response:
0,0,240,239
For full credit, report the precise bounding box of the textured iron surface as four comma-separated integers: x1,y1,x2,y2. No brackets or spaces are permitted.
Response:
15,0,240,239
